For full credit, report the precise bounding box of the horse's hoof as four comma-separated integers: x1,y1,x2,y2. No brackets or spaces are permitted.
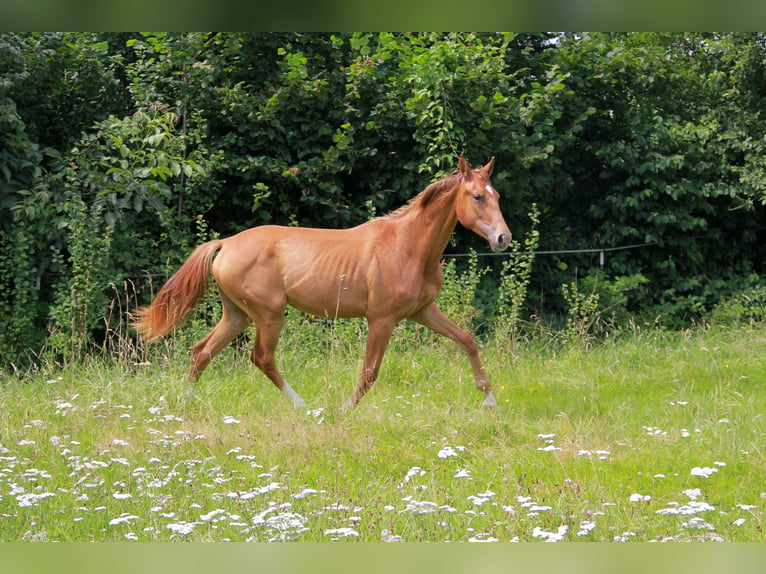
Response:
482,392,498,409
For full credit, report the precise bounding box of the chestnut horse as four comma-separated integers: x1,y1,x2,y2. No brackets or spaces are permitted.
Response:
133,156,511,412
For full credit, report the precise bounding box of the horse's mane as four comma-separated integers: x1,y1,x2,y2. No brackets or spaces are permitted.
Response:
381,171,461,221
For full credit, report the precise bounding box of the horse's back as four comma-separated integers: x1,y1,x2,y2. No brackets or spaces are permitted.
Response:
212,223,378,318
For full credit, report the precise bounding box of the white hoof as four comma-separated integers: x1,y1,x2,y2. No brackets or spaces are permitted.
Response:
482,391,498,409
281,380,306,409
182,386,197,406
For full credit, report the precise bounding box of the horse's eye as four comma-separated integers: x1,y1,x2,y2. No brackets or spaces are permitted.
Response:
473,194,484,203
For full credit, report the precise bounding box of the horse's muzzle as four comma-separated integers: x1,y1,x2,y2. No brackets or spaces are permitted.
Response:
490,230,511,252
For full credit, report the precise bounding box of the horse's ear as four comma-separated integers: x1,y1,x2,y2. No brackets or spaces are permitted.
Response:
458,155,472,178
481,156,495,177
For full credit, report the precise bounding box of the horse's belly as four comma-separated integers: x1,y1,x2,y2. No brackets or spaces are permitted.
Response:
285,272,368,319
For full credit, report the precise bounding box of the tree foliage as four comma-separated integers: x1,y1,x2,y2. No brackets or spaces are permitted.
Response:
2,32,766,364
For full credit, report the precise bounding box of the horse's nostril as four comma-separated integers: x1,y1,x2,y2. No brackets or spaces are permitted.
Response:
498,233,507,246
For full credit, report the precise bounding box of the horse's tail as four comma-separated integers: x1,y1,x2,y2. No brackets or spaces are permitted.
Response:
132,240,223,342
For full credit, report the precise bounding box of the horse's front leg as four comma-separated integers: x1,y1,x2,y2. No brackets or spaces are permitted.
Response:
341,317,397,413
411,302,497,409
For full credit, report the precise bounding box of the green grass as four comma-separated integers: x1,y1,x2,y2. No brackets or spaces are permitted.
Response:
0,323,764,542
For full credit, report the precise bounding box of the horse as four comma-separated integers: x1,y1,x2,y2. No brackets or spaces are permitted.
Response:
132,156,512,412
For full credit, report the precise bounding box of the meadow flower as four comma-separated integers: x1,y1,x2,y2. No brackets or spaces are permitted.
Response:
400,497,438,514
732,518,747,526
532,525,568,542
682,517,715,530
403,466,426,481
537,445,560,452
656,501,715,515
292,488,326,499
454,469,472,478
54,400,76,415
381,529,402,542
467,490,495,506
691,466,719,478
166,522,198,536
468,533,499,542
577,520,596,536
16,492,55,507
235,483,282,500
251,507,308,541
437,446,458,458
324,527,359,538
200,509,227,522
629,493,651,502
109,513,140,526
683,488,702,500
222,415,240,425
614,531,637,542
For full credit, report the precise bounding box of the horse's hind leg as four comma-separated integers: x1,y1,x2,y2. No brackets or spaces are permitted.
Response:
250,310,306,409
187,292,250,384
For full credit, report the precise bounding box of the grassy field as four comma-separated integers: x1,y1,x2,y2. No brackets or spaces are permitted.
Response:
0,321,764,542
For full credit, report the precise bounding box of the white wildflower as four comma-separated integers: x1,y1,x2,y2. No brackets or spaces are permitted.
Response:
200,509,227,522
682,517,715,530
166,522,198,536
437,446,458,458
577,520,596,536
691,466,719,478
292,488,326,499
656,501,715,515
468,534,499,542
614,531,637,542
381,529,402,542
16,492,55,507
629,493,651,502
400,498,438,514
532,525,568,542
109,513,140,526
324,527,359,538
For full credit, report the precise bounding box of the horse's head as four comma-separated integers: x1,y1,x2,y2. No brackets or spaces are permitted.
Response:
455,156,512,252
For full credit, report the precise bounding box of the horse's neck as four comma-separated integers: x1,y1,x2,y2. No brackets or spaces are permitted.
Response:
399,189,458,270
